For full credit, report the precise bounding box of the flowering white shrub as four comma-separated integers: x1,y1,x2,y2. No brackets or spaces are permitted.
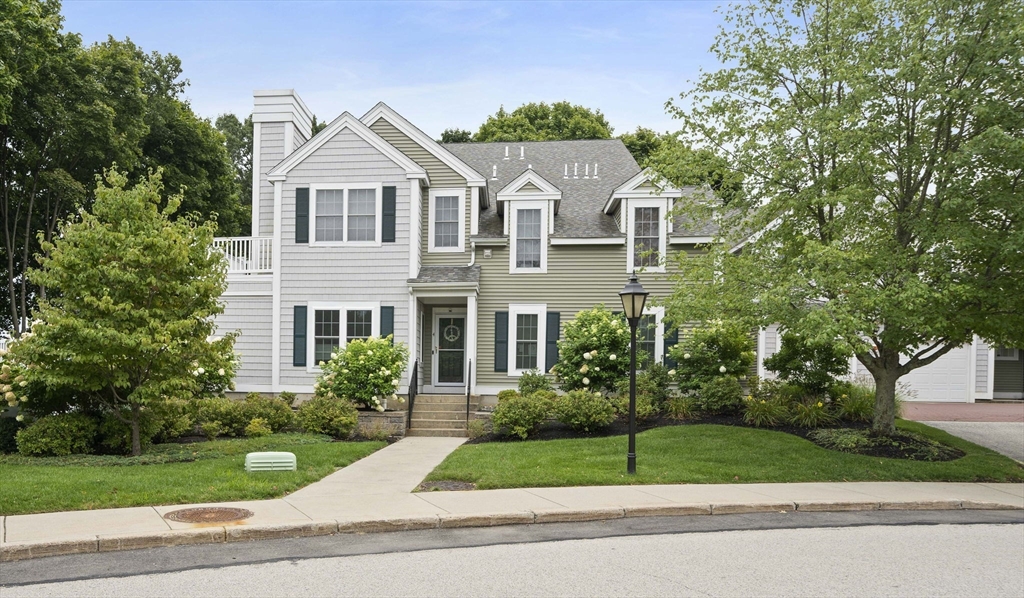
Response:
0,340,30,408
552,306,631,393
314,336,409,411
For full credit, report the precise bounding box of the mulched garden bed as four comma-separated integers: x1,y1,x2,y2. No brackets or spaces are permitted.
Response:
468,413,965,462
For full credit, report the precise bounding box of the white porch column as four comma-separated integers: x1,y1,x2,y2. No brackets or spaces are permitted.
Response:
271,180,283,392
408,292,418,393
467,293,478,395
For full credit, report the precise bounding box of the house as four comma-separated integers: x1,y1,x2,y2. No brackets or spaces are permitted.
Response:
213,89,1021,437
213,89,705,434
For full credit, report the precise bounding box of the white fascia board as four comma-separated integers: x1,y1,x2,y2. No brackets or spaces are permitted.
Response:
669,236,715,245
549,237,626,245
360,103,486,185
267,112,427,182
408,285,479,296
497,169,562,197
604,168,683,214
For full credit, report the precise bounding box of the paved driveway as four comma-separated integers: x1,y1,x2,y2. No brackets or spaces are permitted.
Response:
922,421,1024,463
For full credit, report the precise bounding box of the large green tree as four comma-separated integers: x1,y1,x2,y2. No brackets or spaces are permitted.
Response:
663,0,1024,435
15,170,233,455
1,0,243,334
214,113,253,222
473,101,613,142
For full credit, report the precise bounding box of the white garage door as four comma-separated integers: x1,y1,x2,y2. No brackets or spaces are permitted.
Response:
898,345,971,402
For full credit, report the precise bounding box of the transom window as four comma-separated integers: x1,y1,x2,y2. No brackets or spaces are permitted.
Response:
516,209,542,269
633,207,660,268
996,347,1020,360
311,184,381,245
434,196,460,248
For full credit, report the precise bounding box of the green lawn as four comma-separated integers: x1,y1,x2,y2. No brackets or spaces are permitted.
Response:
425,421,1024,489
0,434,384,515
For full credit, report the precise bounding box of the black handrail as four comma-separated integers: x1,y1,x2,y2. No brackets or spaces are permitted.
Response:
465,359,472,430
407,360,418,430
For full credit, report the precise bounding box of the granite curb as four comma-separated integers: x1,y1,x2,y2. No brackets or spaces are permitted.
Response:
2,499,1020,562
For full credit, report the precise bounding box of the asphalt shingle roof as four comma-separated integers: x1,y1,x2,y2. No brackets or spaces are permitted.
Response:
408,265,481,285
443,140,640,239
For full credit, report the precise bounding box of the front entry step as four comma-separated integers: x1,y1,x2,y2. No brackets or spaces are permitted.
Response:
408,394,480,437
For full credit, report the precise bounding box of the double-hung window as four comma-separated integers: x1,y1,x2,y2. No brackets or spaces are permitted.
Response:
634,307,665,367
310,184,382,245
429,188,465,252
508,304,547,375
510,201,547,273
627,200,666,273
308,303,379,370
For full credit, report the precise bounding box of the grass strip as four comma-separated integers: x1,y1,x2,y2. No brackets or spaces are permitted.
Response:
0,434,384,515
425,421,1024,489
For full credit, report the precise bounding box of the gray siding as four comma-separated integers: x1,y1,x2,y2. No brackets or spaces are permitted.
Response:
975,339,990,393
216,297,273,387
994,350,1024,394
276,128,413,390
474,243,696,390
224,276,272,296
367,118,472,268
259,123,285,237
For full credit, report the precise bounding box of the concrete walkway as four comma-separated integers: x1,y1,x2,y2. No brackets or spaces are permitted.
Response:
2,438,1022,562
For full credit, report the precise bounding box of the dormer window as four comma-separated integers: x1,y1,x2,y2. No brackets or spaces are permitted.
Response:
510,201,548,273
626,199,667,273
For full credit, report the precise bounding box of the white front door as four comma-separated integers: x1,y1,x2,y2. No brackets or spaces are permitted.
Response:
433,310,466,387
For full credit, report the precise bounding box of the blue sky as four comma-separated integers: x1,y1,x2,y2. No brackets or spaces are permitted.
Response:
63,1,727,137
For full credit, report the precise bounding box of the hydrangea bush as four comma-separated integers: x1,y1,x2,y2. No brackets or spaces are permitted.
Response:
315,336,409,411
552,306,631,393
0,341,30,409
668,320,756,393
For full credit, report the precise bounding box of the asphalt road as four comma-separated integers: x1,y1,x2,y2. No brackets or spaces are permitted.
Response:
3,511,1022,597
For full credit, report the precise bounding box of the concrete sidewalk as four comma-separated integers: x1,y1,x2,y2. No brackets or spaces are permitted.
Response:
2,438,1022,562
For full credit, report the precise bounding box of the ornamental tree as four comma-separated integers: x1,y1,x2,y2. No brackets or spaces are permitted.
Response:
13,169,235,455
662,0,1024,435
553,306,631,393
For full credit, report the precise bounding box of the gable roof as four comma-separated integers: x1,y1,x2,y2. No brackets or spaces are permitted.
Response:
496,168,562,199
267,112,427,181
603,168,684,214
445,139,640,238
360,102,486,187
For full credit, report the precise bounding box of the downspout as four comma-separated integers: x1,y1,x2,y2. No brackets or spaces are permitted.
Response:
467,241,476,266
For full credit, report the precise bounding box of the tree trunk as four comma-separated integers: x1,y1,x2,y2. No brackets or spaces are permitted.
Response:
130,405,142,457
870,369,899,437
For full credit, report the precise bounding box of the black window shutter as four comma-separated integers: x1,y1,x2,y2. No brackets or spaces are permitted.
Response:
295,188,310,244
382,186,397,243
293,305,307,366
380,306,395,343
494,311,509,372
663,326,679,368
545,312,560,372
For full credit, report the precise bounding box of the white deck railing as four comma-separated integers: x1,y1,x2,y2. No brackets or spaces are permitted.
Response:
213,237,274,274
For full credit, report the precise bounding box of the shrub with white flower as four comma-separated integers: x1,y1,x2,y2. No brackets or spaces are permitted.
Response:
315,335,409,411
0,341,30,408
552,306,631,393
194,337,238,399
668,320,755,393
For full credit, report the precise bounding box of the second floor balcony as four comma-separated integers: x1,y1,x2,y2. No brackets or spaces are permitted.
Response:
213,237,273,275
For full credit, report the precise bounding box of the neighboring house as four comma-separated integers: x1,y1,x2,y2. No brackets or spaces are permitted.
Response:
214,89,1022,424
214,90,702,421
757,327,1024,402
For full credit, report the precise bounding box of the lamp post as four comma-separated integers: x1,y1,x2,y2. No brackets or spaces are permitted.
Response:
618,272,648,475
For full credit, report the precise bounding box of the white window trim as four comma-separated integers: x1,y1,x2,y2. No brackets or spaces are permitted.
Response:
428,187,466,253
509,200,548,274
626,198,668,274
308,182,384,247
508,303,547,377
995,347,1019,361
637,306,666,365
306,302,381,372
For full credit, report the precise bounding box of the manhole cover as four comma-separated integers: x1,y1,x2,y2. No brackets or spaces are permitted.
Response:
163,507,254,523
